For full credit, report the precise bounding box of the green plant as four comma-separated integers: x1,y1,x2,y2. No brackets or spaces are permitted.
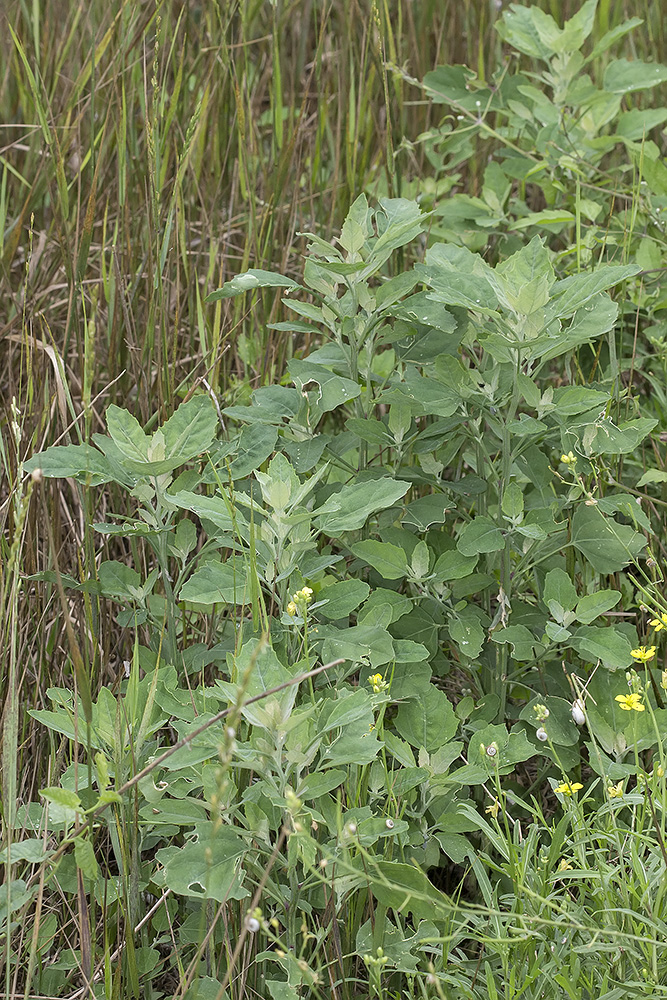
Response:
6,2,667,998
16,184,667,997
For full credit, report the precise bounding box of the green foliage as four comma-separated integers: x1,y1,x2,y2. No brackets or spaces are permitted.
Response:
5,2,667,999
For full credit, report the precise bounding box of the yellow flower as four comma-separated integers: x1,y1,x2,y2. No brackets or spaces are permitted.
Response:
555,781,583,796
368,673,387,694
558,858,573,871
650,613,667,632
631,645,656,663
615,692,645,712
485,798,500,818
561,451,577,465
286,601,297,617
293,586,313,603
607,781,624,799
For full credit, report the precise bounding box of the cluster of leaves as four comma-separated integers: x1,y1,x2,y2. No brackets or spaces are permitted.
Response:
8,4,667,999
404,1,667,328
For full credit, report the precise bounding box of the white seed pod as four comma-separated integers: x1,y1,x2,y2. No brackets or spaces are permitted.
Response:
571,699,586,726
536,727,548,742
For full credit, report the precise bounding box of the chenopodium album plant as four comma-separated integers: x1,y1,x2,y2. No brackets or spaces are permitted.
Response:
402,1,667,322
20,194,667,990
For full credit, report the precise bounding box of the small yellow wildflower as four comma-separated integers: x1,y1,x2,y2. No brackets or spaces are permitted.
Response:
650,613,667,632
607,781,624,798
655,765,665,778
555,781,583,796
615,692,645,712
561,451,577,465
558,859,573,871
286,601,297,617
368,673,388,694
485,798,501,818
631,645,656,663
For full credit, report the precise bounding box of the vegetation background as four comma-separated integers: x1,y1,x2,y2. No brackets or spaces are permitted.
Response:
2,1,667,999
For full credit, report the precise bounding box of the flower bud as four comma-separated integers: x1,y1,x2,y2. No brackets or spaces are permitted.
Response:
571,700,586,726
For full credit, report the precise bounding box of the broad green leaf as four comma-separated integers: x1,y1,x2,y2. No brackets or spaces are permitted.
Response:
403,495,455,530
556,0,597,52
448,606,485,658
603,59,667,94
317,580,370,620
168,491,235,534
470,723,535,774
637,469,667,488
296,769,347,800
394,685,457,752
98,560,142,600
0,839,54,865
230,639,295,722
543,568,578,615
74,838,99,882
161,395,218,464
550,385,610,416
583,416,657,456
106,405,150,463
179,562,248,605
423,65,495,111
350,540,409,580
315,478,410,533
393,639,429,662
548,266,639,319
495,6,554,60
319,624,395,669
570,626,633,670
255,453,300,511
288,359,360,414
511,210,574,230
319,688,373,732
502,482,524,520
321,729,383,767
520,696,580,747
571,504,645,574
369,198,427,266
511,292,617,363
23,443,120,486
369,861,447,921
158,823,247,901
139,799,208,825
588,18,643,62
456,516,504,556
433,549,479,582
206,269,300,301
382,370,460,418
229,424,278,480
575,590,621,625
357,588,412,626
346,416,391,446
491,625,543,661
40,787,82,812
493,236,554,315
616,108,667,141
340,194,371,254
